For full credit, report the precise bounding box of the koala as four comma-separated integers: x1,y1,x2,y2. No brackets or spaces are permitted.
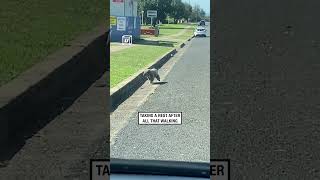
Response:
143,68,160,84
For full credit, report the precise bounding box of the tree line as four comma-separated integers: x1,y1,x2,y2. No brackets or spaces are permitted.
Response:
138,0,209,24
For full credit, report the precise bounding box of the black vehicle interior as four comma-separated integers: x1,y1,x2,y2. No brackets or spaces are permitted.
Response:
110,159,210,180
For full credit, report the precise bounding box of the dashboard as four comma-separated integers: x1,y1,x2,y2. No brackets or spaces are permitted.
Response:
111,174,208,180
110,159,210,180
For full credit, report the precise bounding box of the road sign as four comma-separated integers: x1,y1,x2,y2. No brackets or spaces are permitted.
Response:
110,16,116,26
147,10,157,18
117,17,126,31
122,35,132,45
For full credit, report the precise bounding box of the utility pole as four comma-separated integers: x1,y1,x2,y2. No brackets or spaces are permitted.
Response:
156,0,159,25
142,11,144,25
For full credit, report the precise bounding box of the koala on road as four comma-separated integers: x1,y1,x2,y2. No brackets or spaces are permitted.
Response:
143,68,160,84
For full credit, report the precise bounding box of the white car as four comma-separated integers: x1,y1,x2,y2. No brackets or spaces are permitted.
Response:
194,27,207,37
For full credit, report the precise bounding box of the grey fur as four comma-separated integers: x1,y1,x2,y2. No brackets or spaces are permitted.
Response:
143,68,160,84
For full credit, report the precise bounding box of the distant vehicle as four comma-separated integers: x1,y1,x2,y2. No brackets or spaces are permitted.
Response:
199,20,206,26
194,26,207,37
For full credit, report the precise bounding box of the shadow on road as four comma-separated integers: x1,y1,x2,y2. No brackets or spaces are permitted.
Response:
135,39,176,47
0,32,109,164
159,27,186,30
152,81,168,85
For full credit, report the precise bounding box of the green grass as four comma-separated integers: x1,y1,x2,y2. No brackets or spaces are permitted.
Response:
174,26,196,40
110,45,172,88
0,0,105,86
159,24,191,29
158,24,191,36
141,24,192,37
110,23,196,88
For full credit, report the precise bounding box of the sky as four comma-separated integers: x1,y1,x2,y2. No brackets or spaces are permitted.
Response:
182,0,210,16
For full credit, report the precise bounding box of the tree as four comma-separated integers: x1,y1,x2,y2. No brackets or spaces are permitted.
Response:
138,0,173,25
183,3,192,22
138,0,207,24
199,9,206,20
169,0,185,23
188,4,207,22
190,4,200,22
156,0,174,23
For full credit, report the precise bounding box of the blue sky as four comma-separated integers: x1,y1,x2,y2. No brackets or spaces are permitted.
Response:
182,0,210,15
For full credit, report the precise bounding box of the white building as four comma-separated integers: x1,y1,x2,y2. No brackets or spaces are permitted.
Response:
110,0,140,42
110,0,138,17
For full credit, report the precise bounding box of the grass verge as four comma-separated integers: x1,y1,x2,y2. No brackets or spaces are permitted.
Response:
0,0,105,87
110,45,172,88
158,24,191,37
110,23,196,88
173,26,196,40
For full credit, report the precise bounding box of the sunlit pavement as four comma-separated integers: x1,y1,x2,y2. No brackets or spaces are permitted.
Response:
111,25,210,163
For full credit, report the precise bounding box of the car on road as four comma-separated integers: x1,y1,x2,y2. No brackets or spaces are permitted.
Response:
199,20,206,26
194,27,207,37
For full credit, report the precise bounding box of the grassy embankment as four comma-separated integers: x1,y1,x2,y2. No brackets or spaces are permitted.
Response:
0,0,105,86
111,23,196,88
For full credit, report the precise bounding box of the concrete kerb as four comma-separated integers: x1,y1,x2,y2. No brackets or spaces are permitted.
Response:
0,26,108,152
110,36,194,111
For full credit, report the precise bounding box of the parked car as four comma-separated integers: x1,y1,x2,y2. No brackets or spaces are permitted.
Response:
194,27,207,37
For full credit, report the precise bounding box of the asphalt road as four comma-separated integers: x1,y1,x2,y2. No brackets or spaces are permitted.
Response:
111,26,210,162
0,73,108,180
213,1,320,179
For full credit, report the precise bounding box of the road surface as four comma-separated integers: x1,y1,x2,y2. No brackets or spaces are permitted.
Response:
0,73,108,179
111,25,210,162
213,1,320,179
